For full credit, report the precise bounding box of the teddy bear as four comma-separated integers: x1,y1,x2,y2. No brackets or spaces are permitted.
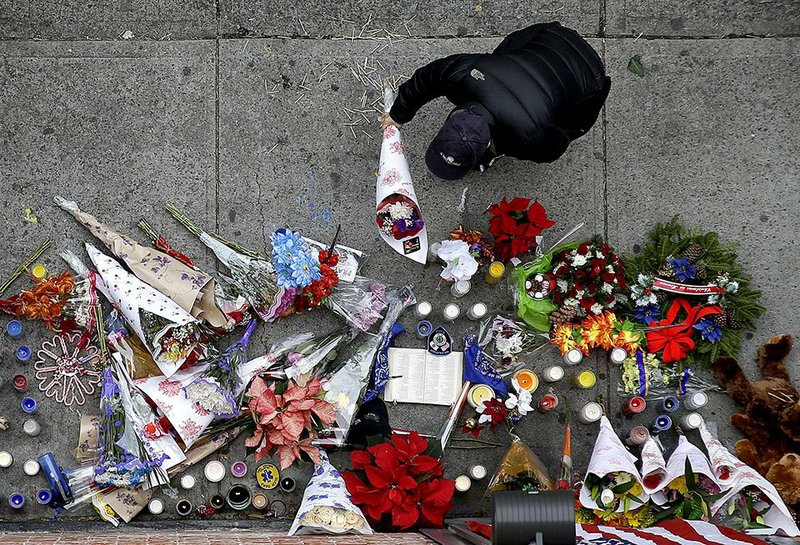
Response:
713,334,800,505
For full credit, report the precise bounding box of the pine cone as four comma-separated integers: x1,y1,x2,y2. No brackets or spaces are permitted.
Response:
656,291,669,304
657,263,676,280
682,243,705,263
725,308,741,330
713,313,727,328
694,264,707,281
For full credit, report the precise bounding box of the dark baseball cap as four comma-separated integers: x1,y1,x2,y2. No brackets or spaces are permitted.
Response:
425,108,491,180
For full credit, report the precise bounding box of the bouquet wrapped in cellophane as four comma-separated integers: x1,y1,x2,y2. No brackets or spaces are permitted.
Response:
477,314,549,375
185,319,258,418
318,286,415,446
325,275,388,332
93,305,169,489
619,350,722,399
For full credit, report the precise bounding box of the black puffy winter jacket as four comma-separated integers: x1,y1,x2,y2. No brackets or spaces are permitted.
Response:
390,22,610,163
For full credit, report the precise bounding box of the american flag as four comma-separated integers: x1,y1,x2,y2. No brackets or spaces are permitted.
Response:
578,520,768,545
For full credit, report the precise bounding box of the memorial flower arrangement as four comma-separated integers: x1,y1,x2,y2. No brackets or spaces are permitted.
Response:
450,225,494,263
551,311,643,356
714,487,772,531
245,375,337,469
376,195,424,240
654,460,726,522
185,319,258,418
478,314,548,370
436,240,479,282
487,197,555,262
343,432,455,530
547,238,627,322
625,218,764,367
585,471,646,513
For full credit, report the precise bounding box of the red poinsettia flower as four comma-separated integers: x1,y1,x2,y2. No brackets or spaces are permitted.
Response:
487,197,555,261
343,432,454,531
461,421,483,438
477,398,508,432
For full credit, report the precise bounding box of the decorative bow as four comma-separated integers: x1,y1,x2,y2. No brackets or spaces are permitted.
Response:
646,299,721,363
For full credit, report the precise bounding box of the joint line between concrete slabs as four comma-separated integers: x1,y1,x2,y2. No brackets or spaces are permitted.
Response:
214,0,221,238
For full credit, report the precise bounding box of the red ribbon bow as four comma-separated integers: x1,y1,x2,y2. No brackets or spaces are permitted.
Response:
646,299,722,363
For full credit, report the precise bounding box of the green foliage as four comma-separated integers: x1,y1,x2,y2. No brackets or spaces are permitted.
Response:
624,217,765,367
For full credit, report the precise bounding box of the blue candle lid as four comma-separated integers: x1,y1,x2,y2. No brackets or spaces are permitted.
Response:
16,345,32,362
21,397,37,414
36,489,53,505
6,320,23,338
8,493,25,509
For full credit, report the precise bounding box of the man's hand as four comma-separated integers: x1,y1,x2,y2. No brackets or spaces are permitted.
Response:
378,112,403,131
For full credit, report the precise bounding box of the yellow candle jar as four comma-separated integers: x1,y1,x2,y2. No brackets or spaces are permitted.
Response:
484,261,506,285
468,384,495,408
573,370,597,389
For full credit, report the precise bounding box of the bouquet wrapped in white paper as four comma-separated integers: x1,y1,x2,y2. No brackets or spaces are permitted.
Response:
375,89,427,264
86,243,207,378
580,416,650,513
288,452,372,536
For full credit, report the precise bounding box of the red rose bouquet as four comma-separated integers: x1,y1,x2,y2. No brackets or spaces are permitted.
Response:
548,238,627,322
343,432,455,531
295,249,340,312
487,197,555,262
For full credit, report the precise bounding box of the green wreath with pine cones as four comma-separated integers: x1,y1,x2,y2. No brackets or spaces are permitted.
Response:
624,217,765,368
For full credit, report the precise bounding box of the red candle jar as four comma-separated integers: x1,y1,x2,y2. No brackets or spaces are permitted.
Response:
621,396,646,417
13,375,29,392
537,393,559,413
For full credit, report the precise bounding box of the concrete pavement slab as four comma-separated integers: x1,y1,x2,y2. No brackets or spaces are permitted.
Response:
606,0,800,37
219,0,600,38
0,0,216,40
0,39,216,520
216,36,606,515
604,38,800,450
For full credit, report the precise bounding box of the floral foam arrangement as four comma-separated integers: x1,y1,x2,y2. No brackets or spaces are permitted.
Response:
625,217,764,367
548,237,627,323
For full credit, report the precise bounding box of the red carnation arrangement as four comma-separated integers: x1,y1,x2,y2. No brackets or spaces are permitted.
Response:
296,249,340,312
548,238,627,321
487,197,555,262
343,432,455,531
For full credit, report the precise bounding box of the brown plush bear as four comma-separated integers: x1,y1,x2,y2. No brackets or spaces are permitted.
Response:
713,334,800,505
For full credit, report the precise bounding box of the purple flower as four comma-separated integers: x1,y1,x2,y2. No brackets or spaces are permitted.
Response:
633,302,661,325
693,318,722,343
667,257,697,282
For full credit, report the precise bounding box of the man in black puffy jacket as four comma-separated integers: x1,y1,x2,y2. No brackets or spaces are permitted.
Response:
381,22,610,180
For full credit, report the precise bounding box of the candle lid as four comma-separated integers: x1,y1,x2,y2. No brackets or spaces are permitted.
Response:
21,397,37,413
581,402,603,421
204,460,226,483
0,451,13,468
488,261,505,277
231,461,248,478
453,280,470,293
31,264,47,279
252,493,268,509
683,413,704,429
690,391,708,405
7,320,23,337
469,465,487,480
468,302,487,318
148,498,164,514
544,366,564,381
564,349,583,364
416,301,432,315
443,303,460,319
454,475,471,492
23,419,40,435
180,475,196,489
23,459,40,476
16,345,32,361
576,370,597,388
